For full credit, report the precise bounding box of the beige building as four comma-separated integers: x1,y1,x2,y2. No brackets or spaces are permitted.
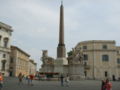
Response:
29,59,37,75
74,40,119,80
0,22,13,76
10,46,30,77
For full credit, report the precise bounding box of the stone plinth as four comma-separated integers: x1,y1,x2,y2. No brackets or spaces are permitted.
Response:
54,58,68,74
69,64,85,80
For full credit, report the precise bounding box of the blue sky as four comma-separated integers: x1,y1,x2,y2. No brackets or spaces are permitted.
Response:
1,0,120,70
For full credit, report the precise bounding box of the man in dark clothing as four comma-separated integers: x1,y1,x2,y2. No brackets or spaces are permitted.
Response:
60,74,64,86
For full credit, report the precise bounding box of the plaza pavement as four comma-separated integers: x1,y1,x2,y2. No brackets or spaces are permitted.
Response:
2,77,120,90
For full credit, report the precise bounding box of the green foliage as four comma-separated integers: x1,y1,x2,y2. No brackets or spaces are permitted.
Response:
67,50,73,57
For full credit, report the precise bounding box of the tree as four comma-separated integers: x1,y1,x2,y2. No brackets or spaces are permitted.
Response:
67,50,73,57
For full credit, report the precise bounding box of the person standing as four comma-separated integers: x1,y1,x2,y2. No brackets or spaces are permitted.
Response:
18,73,23,85
105,79,112,90
65,75,70,87
0,73,3,90
101,80,106,90
112,75,116,81
60,74,64,86
29,74,34,86
26,75,30,85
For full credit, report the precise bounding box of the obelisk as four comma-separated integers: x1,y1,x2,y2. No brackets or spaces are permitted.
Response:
54,2,68,74
57,1,66,58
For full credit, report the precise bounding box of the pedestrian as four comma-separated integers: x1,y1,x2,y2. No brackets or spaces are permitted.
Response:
105,79,112,90
29,74,34,86
26,75,30,85
101,80,106,90
65,74,70,87
18,73,23,85
60,74,64,86
0,73,3,90
112,75,116,81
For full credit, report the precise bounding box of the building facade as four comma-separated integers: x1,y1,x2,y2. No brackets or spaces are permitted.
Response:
0,22,13,76
10,46,30,77
74,40,120,80
29,59,37,75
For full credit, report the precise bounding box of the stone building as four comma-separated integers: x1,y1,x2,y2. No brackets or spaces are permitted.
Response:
29,59,37,75
10,46,30,77
0,22,13,76
74,40,120,80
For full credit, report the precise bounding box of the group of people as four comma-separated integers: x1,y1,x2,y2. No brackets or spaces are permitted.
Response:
60,74,70,87
101,79,112,90
18,73,35,86
0,72,114,90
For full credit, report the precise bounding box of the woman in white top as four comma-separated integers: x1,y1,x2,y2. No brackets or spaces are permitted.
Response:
65,75,70,87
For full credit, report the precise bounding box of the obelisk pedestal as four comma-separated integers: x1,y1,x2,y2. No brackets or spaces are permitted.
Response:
54,58,68,74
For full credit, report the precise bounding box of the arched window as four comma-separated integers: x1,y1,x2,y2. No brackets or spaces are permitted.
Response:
4,37,9,48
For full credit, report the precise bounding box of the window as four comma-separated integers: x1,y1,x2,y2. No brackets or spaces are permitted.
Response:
83,54,88,60
4,38,9,48
117,51,119,54
84,62,87,66
1,60,6,71
3,54,6,58
105,71,108,77
10,58,14,63
103,45,107,49
117,58,120,64
83,46,87,49
84,71,87,77
102,55,109,61
10,67,13,69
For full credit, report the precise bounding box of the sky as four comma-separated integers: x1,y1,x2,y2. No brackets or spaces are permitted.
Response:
1,0,120,70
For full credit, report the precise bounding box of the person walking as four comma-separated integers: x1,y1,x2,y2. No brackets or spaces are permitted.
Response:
0,73,3,90
65,75,70,87
60,74,64,86
26,75,30,85
18,73,23,85
105,79,112,90
101,80,106,90
29,74,34,86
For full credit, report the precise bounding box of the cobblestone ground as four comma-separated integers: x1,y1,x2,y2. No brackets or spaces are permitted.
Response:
2,77,120,90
